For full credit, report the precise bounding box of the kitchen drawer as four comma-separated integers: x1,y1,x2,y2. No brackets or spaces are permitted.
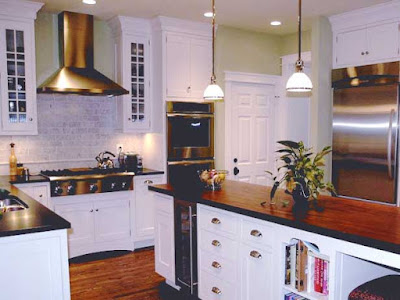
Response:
134,175,164,188
153,193,174,214
199,249,237,284
199,270,238,300
240,216,273,248
198,204,238,236
198,229,238,261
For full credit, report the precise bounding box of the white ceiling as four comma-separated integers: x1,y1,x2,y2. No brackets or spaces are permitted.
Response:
32,0,392,35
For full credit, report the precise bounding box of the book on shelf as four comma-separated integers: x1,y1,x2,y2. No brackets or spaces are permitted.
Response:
284,239,329,295
284,292,309,300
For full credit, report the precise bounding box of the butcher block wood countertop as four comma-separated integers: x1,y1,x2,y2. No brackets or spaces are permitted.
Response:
149,180,400,255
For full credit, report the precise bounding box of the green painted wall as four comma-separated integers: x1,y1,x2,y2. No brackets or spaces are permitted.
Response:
280,30,311,57
35,12,115,86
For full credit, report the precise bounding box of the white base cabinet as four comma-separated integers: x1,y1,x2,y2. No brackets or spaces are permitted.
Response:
153,192,176,283
14,182,51,209
133,174,164,247
54,191,134,258
0,229,70,300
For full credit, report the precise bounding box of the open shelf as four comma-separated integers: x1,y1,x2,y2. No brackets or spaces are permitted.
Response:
282,239,330,300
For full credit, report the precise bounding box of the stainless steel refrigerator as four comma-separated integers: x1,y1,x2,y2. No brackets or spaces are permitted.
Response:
332,62,399,205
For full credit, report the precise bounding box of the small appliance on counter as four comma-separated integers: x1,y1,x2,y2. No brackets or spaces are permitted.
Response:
123,153,143,172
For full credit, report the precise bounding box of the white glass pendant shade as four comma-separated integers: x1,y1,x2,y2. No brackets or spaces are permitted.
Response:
286,70,313,92
203,82,224,101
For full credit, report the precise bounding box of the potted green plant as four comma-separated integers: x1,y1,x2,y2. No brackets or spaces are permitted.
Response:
267,140,336,211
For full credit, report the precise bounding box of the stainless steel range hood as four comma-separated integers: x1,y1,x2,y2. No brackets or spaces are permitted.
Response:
37,11,128,96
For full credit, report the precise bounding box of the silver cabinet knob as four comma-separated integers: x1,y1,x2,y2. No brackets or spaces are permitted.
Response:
212,261,221,269
250,229,262,237
361,52,365,55
211,217,221,225
95,209,99,212
366,51,369,55
212,287,222,295
144,180,153,185
211,240,221,247
90,209,94,212
39,194,43,198
187,86,191,93
29,118,33,121
250,250,262,259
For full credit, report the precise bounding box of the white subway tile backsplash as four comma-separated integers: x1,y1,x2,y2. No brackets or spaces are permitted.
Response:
0,94,144,174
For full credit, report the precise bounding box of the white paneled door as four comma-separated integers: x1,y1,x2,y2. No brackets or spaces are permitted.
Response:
226,79,277,186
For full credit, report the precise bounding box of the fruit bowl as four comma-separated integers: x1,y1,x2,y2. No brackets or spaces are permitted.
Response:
198,170,228,191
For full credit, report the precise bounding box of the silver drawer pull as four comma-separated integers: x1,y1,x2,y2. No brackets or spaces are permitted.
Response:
212,261,221,269
212,240,221,247
211,217,221,224
212,287,222,295
250,229,262,237
144,180,153,185
250,250,262,259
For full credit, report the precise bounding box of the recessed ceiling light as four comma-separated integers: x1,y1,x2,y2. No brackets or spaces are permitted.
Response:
270,21,282,26
204,12,214,18
82,0,96,4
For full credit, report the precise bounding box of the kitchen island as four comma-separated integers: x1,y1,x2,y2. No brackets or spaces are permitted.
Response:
0,175,71,300
150,180,400,300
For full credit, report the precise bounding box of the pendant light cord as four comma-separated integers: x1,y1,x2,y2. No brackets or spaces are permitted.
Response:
211,0,216,83
298,0,302,63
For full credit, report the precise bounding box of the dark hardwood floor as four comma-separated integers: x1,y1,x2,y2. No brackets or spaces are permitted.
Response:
69,248,164,300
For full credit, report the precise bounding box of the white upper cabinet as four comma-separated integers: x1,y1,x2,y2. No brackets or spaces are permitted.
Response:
108,16,152,132
152,16,212,103
330,2,400,69
165,33,212,100
0,0,43,135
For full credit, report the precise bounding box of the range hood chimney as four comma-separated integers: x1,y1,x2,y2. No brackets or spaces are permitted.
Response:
37,11,128,96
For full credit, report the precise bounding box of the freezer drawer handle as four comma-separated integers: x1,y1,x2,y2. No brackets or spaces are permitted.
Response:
212,240,221,247
212,261,222,269
144,180,153,185
387,109,395,179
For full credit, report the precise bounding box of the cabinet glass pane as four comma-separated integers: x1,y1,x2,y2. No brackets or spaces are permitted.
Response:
130,41,146,124
16,31,24,53
6,29,15,52
5,28,28,124
17,61,25,76
7,61,15,75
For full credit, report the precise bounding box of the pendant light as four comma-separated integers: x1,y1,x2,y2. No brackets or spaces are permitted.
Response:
203,0,224,101
286,0,313,92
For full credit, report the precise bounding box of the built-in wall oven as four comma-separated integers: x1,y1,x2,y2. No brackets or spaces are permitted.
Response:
167,102,214,161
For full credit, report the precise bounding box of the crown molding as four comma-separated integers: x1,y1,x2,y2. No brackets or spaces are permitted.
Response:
0,0,43,21
107,16,151,38
152,16,212,37
329,1,400,32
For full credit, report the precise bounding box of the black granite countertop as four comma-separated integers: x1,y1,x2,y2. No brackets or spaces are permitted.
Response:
135,168,164,176
0,176,70,237
9,174,49,184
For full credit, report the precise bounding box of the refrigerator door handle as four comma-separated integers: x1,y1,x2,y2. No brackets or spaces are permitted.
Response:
387,109,395,179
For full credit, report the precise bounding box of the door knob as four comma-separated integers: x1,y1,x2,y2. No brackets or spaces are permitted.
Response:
233,167,239,176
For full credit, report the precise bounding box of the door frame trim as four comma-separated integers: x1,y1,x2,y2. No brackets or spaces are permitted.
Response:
224,71,281,180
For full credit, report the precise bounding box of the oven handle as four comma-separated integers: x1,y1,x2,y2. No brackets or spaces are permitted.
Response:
168,159,215,166
167,113,214,118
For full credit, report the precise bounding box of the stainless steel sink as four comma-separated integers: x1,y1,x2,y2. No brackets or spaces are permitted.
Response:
0,197,28,212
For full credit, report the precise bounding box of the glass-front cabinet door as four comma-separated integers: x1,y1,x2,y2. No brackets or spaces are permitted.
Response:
122,35,150,132
0,21,37,135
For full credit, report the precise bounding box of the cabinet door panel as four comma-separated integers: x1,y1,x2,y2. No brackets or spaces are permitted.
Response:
367,22,400,62
154,199,175,282
0,21,36,134
33,185,50,208
135,175,163,239
166,33,191,98
190,37,212,99
94,198,131,242
240,243,273,300
55,202,95,245
336,29,366,67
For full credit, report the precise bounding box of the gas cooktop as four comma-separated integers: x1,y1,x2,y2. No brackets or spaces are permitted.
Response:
41,168,135,181
40,168,135,197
